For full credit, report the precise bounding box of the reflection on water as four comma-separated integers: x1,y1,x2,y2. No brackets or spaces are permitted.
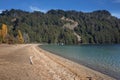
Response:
40,44,120,79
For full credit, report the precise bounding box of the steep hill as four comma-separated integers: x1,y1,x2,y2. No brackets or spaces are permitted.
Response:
0,9,120,44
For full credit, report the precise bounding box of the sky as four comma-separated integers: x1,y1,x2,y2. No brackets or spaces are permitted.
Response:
0,0,120,18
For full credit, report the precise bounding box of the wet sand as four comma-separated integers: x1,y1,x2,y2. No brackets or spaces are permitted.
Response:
0,44,116,80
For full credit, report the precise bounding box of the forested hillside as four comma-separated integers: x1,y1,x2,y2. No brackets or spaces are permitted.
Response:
0,9,120,44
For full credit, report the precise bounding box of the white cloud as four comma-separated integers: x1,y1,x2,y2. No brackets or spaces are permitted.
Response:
113,0,120,3
30,6,47,13
112,13,120,18
0,10,3,14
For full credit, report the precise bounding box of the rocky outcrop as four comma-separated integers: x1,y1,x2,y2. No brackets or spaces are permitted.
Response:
61,16,81,42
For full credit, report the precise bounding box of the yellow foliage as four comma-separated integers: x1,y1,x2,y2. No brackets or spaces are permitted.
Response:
0,24,24,44
2,24,8,38
0,24,8,43
0,29,2,37
18,30,24,43
0,29,2,43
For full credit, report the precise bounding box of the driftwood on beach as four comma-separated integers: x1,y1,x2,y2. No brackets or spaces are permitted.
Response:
29,56,34,65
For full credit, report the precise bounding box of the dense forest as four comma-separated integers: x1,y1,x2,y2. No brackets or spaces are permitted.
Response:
0,9,120,44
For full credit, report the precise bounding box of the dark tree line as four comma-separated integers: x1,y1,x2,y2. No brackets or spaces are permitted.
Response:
0,9,120,44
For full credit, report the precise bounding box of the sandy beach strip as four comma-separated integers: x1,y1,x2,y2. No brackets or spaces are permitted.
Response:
0,44,116,80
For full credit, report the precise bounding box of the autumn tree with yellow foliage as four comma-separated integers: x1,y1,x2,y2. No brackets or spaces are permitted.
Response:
17,30,24,43
0,24,8,43
0,24,24,44
0,29,2,43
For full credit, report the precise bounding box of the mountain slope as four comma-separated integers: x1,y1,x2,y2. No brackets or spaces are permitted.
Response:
0,9,120,44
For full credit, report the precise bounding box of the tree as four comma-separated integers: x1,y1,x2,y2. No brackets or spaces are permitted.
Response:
0,29,2,43
0,9,120,44
23,33,30,43
17,30,24,43
0,24,8,43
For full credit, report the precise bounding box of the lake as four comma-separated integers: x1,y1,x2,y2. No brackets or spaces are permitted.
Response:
40,44,120,79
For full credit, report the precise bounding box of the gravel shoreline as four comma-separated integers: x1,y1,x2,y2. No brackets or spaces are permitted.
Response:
0,44,116,80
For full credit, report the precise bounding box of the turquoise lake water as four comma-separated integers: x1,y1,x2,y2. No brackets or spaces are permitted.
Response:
40,44,120,79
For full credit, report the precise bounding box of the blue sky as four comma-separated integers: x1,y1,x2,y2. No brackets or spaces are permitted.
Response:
0,0,120,18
